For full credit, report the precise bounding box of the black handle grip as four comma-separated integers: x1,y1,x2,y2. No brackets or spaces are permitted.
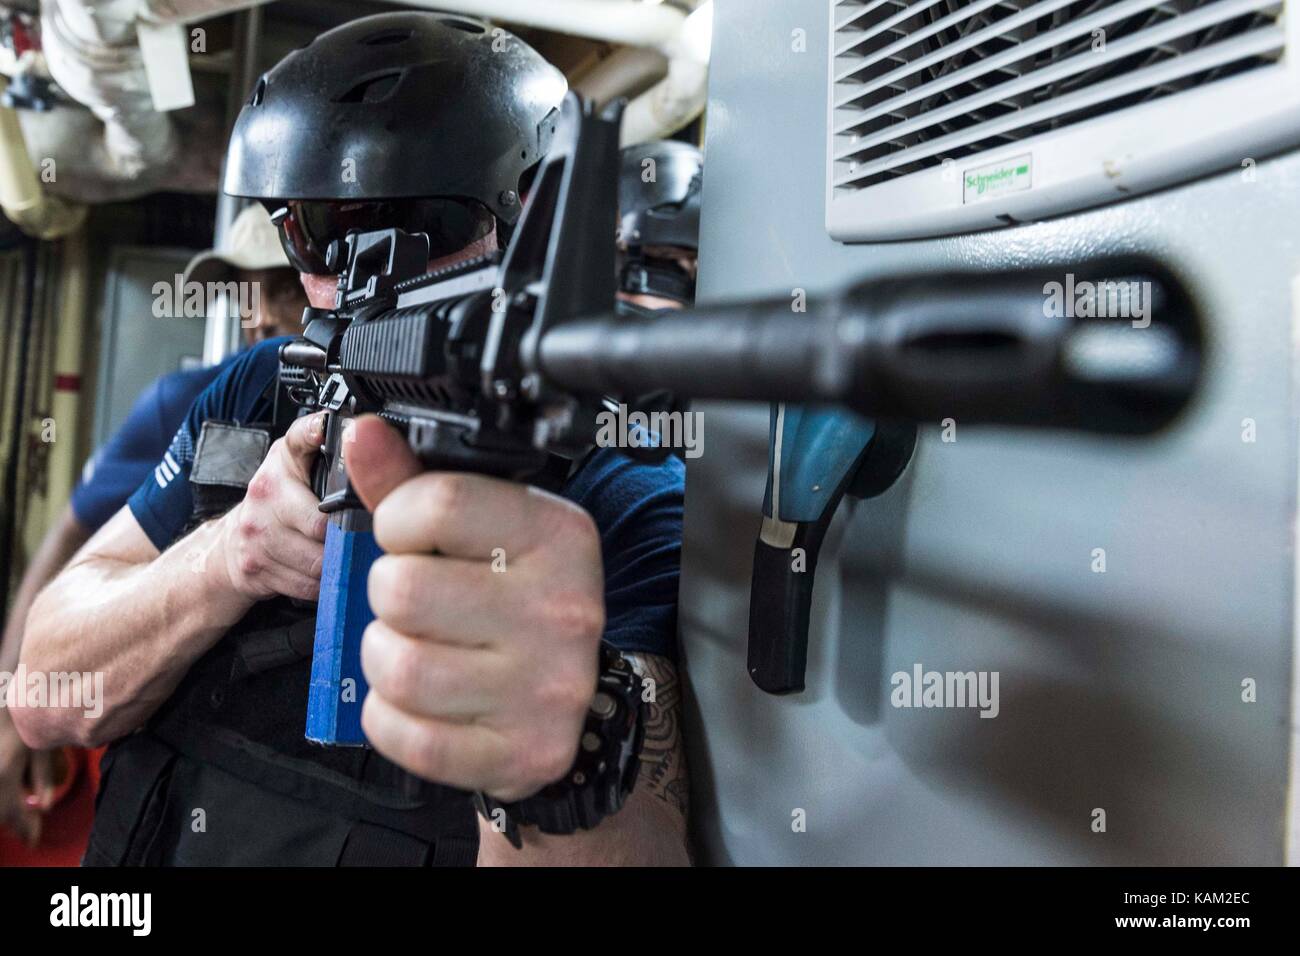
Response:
748,535,819,695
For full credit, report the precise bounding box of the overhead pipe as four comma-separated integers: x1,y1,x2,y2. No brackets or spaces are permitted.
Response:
19,0,706,204
620,1,712,144
572,46,669,108
398,0,687,49
0,85,86,238
140,0,270,22
31,0,270,195
39,0,177,181
404,0,713,143
619,44,708,145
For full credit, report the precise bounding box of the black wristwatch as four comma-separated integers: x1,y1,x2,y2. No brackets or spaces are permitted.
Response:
474,644,645,848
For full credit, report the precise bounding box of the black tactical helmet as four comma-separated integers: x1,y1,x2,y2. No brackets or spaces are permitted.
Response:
617,140,702,303
223,12,567,229
617,140,703,254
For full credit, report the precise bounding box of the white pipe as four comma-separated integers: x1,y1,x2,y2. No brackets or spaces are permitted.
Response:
620,53,707,145
572,46,668,107
40,0,176,180
57,0,137,46
140,0,271,25
33,0,265,188
169,0,712,149
425,0,713,143
622,2,712,143
0,90,87,238
667,1,713,65
399,0,688,53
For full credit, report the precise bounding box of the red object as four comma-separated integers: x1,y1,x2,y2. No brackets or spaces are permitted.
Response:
53,374,82,393
10,16,37,57
0,747,103,867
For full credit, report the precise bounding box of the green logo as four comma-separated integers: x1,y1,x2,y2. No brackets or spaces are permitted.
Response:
962,154,1032,204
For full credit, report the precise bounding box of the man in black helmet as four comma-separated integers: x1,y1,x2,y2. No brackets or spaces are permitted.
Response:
16,13,690,866
617,140,703,315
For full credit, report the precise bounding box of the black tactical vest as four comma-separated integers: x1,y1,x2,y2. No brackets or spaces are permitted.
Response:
84,413,480,866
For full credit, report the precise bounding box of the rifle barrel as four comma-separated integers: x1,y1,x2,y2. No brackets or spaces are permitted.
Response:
536,269,1202,435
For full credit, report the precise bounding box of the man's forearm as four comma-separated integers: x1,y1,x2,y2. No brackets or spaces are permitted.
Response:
0,505,90,675
14,512,253,749
476,788,690,866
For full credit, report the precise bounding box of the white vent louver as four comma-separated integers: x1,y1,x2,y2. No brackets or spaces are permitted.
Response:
827,0,1299,240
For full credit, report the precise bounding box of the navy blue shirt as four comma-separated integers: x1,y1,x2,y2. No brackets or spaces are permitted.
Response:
70,356,240,533
128,337,684,659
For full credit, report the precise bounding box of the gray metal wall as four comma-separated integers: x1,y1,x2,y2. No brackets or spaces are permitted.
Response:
681,0,1298,865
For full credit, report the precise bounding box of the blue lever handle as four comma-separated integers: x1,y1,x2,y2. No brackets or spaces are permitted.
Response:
306,510,381,745
748,404,914,694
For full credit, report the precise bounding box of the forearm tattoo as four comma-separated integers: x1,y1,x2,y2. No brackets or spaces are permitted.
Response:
624,652,689,821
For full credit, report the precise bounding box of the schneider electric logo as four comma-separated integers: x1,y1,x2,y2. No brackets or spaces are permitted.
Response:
963,154,1032,204
50,886,151,936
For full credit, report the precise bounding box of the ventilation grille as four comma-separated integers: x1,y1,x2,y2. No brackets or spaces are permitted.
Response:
831,0,1286,194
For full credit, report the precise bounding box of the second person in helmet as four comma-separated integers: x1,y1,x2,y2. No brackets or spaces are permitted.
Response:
618,140,703,314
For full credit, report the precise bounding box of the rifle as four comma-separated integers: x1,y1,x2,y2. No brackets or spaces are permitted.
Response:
280,93,1203,743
